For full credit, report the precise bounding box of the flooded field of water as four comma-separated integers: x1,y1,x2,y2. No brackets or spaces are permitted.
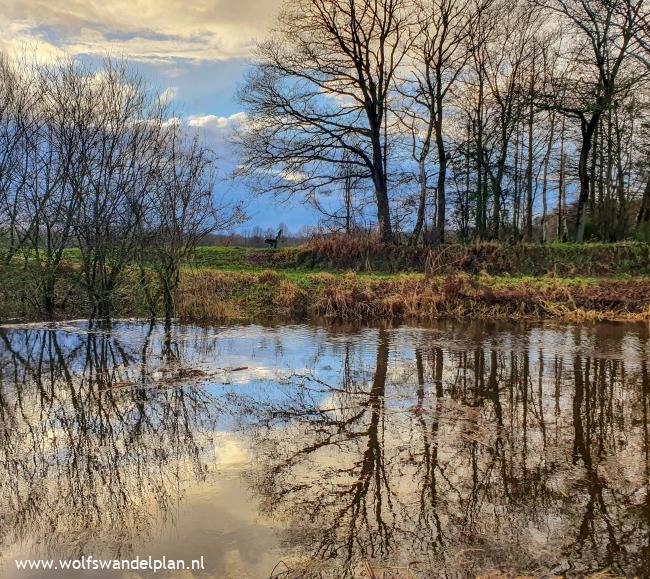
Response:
0,319,648,578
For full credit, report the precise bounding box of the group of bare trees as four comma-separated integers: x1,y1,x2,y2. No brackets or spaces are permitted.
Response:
0,55,233,320
238,0,650,244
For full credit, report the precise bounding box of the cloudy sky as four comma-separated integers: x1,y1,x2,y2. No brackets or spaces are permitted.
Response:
0,0,317,232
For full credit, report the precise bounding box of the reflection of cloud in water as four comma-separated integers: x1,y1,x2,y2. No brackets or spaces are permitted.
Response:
0,319,648,578
215,365,312,385
228,326,650,577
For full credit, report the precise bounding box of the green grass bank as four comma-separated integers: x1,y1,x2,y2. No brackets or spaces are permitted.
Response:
1,240,650,324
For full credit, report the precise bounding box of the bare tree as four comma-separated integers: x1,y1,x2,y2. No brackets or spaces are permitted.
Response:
534,0,645,242
0,52,242,320
237,0,413,242
0,55,37,264
627,2,650,232
483,3,540,240
145,129,243,325
67,60,168,319
398,0,483,244
20,59,98,314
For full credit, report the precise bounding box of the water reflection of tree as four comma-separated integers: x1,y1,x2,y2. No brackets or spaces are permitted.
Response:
0,324,219,559
242,330,396,573
234,327,649,577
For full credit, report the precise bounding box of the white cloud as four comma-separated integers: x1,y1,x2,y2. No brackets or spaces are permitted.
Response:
0,22,66,63
0,0,282,63
160,86,178,104
188,112,247,130
185,112,247,164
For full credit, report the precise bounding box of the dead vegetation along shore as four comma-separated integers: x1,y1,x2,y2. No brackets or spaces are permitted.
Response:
2,241,650,323
175,269,650,324
292,237,650,276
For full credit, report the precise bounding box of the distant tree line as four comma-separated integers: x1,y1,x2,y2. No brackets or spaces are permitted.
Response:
0,55,240,320
206,224,316,247
237,0,650,244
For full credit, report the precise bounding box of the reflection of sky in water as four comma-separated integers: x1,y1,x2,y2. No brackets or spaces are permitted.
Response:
3,319,649,427
3,318,648,376
0,319,649,578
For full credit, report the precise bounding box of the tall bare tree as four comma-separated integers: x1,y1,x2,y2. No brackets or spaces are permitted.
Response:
534,0,645,242
238,0,413,242
399,0,483,244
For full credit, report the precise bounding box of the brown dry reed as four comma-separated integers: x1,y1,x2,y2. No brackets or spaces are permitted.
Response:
176,270,650,324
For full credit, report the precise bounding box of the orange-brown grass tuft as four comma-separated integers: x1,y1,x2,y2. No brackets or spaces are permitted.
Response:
173,269,650,324
271,279,307,314
176,271,251,321
312,273,650,323
258,269,282,284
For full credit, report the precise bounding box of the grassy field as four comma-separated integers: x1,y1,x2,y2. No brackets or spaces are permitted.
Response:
187,246,397,278
191,240,650,276
2,242,650,324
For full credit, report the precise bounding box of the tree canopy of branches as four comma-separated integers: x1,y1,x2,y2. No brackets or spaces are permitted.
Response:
0,53,240,320
238,0,412,242
238,0,650,244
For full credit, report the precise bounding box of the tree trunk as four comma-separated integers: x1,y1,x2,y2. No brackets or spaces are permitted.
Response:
475,77,486,240
540,111,555,243
433,86,446,245
411,159,427,245
575,113,600,243
374,180,393,242
371,125,393,242
161,266,180,325
96,293,113,321
476,130,484,239
525,68,535,242
163,286,174,327
557,116,567,241
513,126,521,239
597,122,606,239
433,131,446,244
344,171,352,235
636,172,650,226
462,120,471,241
434,155,446,244
614,109,627,240
43,276,56,318
491,174,503,240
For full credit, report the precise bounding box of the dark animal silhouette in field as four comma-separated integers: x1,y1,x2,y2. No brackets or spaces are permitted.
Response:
265,229,283,249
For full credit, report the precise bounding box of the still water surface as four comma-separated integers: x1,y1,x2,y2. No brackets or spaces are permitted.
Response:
0,320,648,578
